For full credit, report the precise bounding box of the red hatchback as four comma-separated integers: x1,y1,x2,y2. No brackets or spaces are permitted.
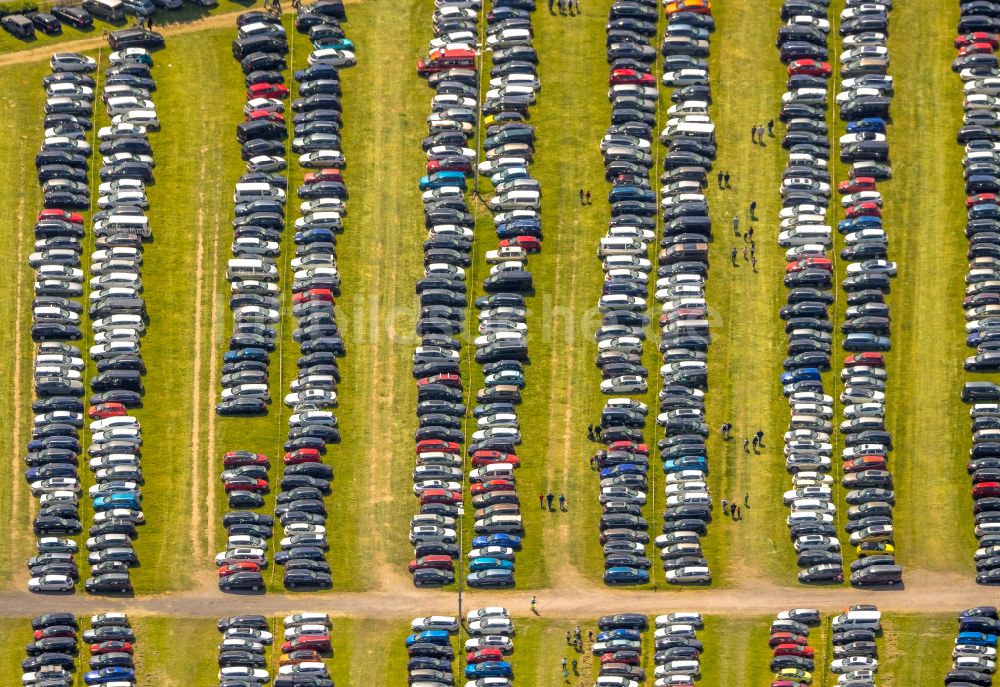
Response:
838,177,876,194
844,352,884,367
219,561,261,577
427,158,473,174
38,208,83,224
601,650,641,664
845,201,881,219
293,288,335,304
247,82,289,99
844,456,887,473
786,257,832,273
470,450,521,467
768,632,807,648
974,482,1000,498
90,641,133,655
961,41,997,56
968,193,998,208
282,635,331,653
246,109,284,123
499,236,541,253
773,643,813,658
471,479,516,495
607,440,648,455
88,402,127,420
417,439,461,454
466,648,504,664
285,448,322,464
418,373,462,388
787,59,831,77
956,32,1000,48
223,451,271,468
408,555,454,572
610,68,655,85
419,489,462,505
224,478,268,493
304,168,344,184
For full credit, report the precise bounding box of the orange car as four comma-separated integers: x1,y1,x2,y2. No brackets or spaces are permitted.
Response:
278,649,324,666
664,0,712,14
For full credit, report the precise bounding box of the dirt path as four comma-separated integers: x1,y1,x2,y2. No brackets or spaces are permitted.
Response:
188,168,208,568
0,568,992,619
9,192,29,548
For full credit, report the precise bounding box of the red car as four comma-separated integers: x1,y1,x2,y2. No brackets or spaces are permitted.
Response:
786,257,832,273
35,626,75,640
773,643,813,658
961,41,997,56
466,648,504,664
844,201,881,219
223,478,268,493
499,236,541,253
88,402,127,420
38,208,83,224
768,632,807,648
223,451,271,468
246,109,285,123
427,158,473,174
771,681,809,687
247,82,289,99
304,168,344,184
219,561,261,577
787,59,831,77
408,555,454,572
844,351,884,367
417,48,477,76
610,68,655,86
285,448,322,464
838,176,876,194
844,456,887,473
293,288,335,304
417,439,460,454
607,440,648,455
419,489,462,505
471,479,515,495
470,450,521,467
418,373,462,388
974,482,1000,498
90,641,133,655
956,32,999,48
968,193,998,208
601,650,641,664
282,635,331,653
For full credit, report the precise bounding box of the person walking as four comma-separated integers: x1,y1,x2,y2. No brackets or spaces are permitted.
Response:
588,630,594,642
587,423,594,436
585,190,591,204
751,255,758,272
730,503,737,518
744,492,750,507
717,171,724,189
595,426,602,440
572,659,578,673
749,200,757,219
743,437,750,453
743,246,749,261
146,14,153,28
546,492,555,509
750,124,757,143
767,119,774,137
721,497,728,512
750,243,756,259
566,631,572,645
724,171,731,188
587,428,594,441
548,0,554,11
559,494,567,511
757,124,766,143
531,596,537,612
562,658,568,671
574,626,581,640
731,247,738,266
733,215,740,236
579,189,585,205
747,227,754,242
558,0,565,13
737,506,742,520
756,429,765,446
539,493,545,509
752,435,759,451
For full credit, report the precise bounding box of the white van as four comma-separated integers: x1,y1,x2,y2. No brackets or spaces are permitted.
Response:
487,190,540,211
227,258,279,282
234,182,285,203
468,463,516,482
660,121,716,143
599,237,646,257
832,610,882,631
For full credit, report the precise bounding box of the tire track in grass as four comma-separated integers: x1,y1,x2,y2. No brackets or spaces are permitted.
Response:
204,190,222,564
8,191,30,582
188,163,208,569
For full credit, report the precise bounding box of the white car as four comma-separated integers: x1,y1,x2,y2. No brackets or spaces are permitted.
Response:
665,567,711,584
308,48,357,67
793,535,840,553
28,574,74,592
214,548,266,567
601,375,648,394
50,52,98,72
831,656,878,673
468,617,515,636
218,667,269,682
465,635,514,652
662,69,708,86
411,616,459,633
466,607,510,623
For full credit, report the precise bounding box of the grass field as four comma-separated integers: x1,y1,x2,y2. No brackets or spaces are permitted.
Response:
0,0,985,594
0,611,969,686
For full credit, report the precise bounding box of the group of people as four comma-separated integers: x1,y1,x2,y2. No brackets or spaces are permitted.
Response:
751,120,775,144
549,0,581,14
539,491,568,511
721,424,765,452
586,423,602,441
720,493,750,521
131,15,153,29
730,200,759,270
578,188,592,205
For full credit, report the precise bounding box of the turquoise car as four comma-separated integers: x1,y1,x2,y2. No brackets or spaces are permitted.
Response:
469,557,515,572
93,493,141,511
419,171,466,191
313,37,355,51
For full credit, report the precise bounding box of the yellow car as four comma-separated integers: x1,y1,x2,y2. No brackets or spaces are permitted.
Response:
664,0,712,14
857,541,894,557
775,669,812,684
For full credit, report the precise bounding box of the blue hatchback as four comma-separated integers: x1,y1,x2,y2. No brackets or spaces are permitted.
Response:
603,566,649,585
838,216,882,233
419,171,467,191
85,667,135,684
495,219,542,239
465,661,512,679
846,118,886,134
471,533,522,550
597,628,642,642
780,367,821,385
600,463,646,479
93,493,140,511
224,347,269,363
609,186,656,203
958,632,998,647
469,557,515,572
405,630,452,646
662,456,707,473
466,569,515,588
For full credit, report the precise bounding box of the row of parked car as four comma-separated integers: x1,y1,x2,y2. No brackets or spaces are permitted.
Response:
765,608,820,686
825,606,883,686
946,605,1000,685
405,613,458,684
588,0,657,587
25,49,98,594
403,609,516,684
951,0,1000,585
21,611,138,686
216,612,335,686
653,0,717,587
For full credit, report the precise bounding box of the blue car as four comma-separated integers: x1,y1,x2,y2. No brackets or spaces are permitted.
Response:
600,464,646,479
466,569,515,588
471,533,522,550
958,632,998,647
223,347,269,363
495,219,541,239
294,227,336,244
838,216,882,233
780,367,821,385
85,667,135,684
93,493,140,511
469,557,515,572
314,37,354,51
465,661,512,679
419,172,467,191
490,167,529,186
26,464,78,481
662,457,707,474
405,630,452,646
846,118,886,134
609,186,656,203
597,628,642,642
603,566,650,585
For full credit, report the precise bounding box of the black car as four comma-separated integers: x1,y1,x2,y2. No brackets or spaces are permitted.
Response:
109,28,165,50
85,574,132,594
52,6,93,27
29,12,62,33
283,569,332,589
218,572,265,592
